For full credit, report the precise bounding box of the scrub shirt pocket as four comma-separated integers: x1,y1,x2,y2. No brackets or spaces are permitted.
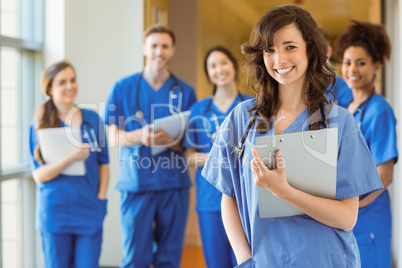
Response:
235,257,254,268
39,187,68,225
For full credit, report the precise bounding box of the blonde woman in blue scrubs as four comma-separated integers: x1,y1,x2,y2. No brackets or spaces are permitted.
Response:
29,61,109,268
184,46,252,268
336,21,397,268
202,6,383,267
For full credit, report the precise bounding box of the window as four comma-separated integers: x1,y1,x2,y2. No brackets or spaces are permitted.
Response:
1,178,22,268
1,47,21,167
0,0,44,267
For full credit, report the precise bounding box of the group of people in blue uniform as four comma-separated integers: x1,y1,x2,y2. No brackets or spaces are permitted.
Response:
29,4,397,268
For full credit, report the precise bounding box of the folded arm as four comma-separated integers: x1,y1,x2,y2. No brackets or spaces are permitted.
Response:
33,144,90,183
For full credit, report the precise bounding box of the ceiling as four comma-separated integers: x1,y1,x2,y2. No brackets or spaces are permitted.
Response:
217,0,382,40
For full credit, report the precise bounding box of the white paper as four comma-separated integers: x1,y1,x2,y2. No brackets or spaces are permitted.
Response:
37,127,86,176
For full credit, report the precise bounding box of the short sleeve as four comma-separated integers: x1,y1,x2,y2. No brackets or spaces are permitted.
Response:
369,109,398,166
183,105,199,149
335,114,383,201
29,122,41,171
201,112,239,197
103,82,123,126
334,77,353,108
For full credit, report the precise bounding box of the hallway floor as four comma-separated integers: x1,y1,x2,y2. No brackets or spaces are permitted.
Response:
181,246,207,268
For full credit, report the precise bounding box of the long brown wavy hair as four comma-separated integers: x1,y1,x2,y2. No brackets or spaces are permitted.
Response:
34,61,76,163
242,5,335,133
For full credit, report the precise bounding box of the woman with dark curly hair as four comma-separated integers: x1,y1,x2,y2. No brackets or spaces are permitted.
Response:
335,21,397,268
202,5,382,267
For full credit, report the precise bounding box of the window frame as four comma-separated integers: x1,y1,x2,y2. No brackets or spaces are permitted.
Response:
0,0,44,267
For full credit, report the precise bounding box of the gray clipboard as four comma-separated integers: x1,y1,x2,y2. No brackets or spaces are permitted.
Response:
150,111,190,156
255,128,338,218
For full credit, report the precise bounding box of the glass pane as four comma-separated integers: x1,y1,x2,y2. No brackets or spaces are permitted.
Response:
1,178,21,268
1,0,20,38
1,47,21,167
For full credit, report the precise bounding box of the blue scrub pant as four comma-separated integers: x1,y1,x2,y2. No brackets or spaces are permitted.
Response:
354,191,392,268
40,229,103,268
120,188,189,268
198,211,237,268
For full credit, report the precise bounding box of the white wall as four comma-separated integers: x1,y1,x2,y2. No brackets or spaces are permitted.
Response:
385,0,402,267
44,0,65,67
62,0,143,266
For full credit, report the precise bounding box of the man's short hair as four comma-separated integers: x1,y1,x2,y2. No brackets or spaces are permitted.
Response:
143,25,176,45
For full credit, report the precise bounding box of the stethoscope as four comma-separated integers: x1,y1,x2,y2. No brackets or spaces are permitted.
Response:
82,121,101,152
232,106,329,159
134,72,183,119
203,93,245,142
351,89,376,129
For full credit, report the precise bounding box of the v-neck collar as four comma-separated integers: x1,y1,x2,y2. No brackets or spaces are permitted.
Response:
269,107,310,135
209,94,242,116
141,74,173,94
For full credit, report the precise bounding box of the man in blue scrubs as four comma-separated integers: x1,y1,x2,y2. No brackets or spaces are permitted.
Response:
104,25,196,268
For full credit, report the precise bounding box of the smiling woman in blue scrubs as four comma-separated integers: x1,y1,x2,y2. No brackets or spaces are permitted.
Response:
336,21,397,268
29,61,109,268
202,6,383,267
184,46,252,268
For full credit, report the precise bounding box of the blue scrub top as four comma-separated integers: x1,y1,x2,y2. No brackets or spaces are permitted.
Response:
29,109,109,235
183,94,253,212
349,94,398,242
103,72,197,192
326,76,353,108
202,99,383,267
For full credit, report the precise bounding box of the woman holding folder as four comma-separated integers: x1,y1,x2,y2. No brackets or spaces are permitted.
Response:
336,22,397,268
201,5,382,267
29,61,109,268
183,46,252,268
